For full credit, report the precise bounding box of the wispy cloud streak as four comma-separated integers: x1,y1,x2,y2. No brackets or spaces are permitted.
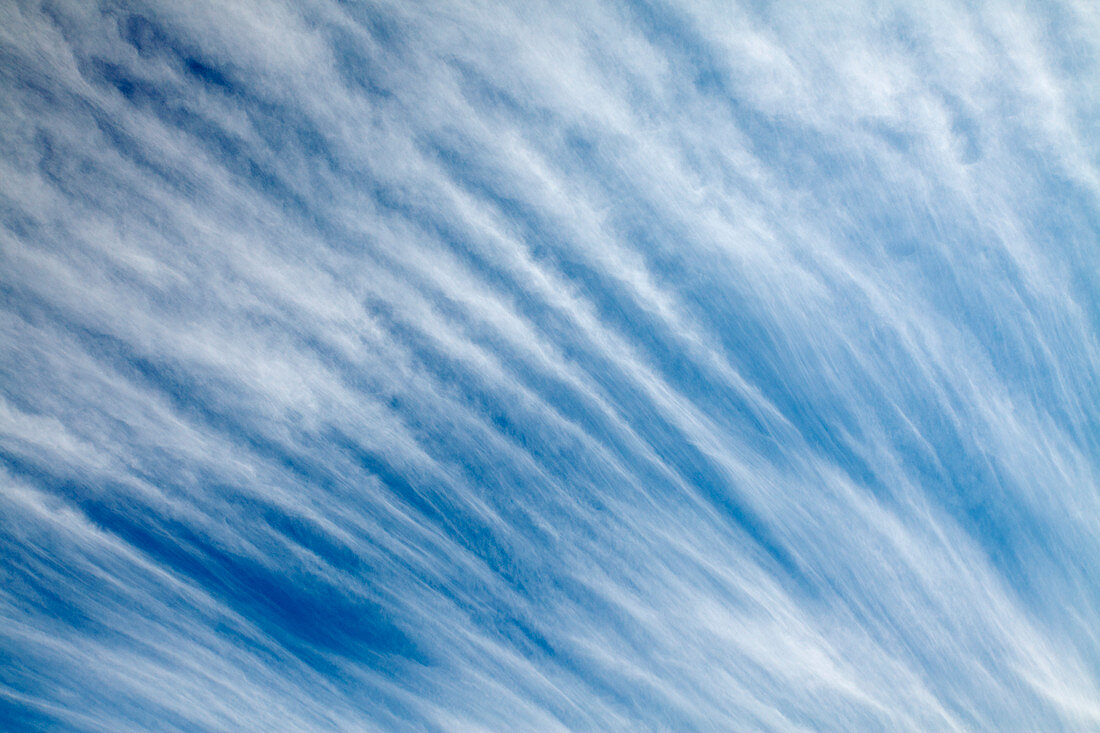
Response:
1,0,1097,729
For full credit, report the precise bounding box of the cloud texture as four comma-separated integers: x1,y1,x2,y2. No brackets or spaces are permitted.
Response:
1,0,1098,729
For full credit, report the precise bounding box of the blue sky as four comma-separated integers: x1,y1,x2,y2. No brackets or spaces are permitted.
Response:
0,0,1098,730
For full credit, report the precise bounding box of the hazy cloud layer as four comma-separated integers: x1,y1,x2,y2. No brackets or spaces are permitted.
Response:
1,0,1097,730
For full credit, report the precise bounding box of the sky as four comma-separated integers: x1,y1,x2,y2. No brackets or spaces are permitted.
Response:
0,0,1098,730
